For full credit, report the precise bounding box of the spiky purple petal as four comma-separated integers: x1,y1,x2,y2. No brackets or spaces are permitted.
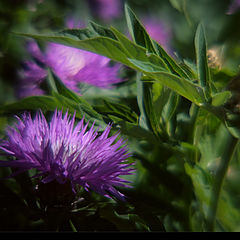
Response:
0,110,134,200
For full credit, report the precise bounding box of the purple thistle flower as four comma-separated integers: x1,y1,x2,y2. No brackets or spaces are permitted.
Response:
0,110,134,200
18,61,47,98
17,21,122,98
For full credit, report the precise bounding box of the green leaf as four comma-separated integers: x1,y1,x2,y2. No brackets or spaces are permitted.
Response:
0,96,61,115
127,57,166,73
141,81,165,138
185,163,212,223
161,90,180,137
46,68,58,93
186,161,240,231
111,116,158,144
99,205,136,231
94,98,138,123
161,91,179,124
139,78,179,139
169,0,184,12
0,94,90,125
48,70,91,108
152,40,192,79
212,91,232,107
215,188,240,231
124,3,156,54
195,23,211,101
47,70,106,126
69,219,77,232
60,28,97,39
53,92,106,127
88,21,118,40
168,0,192,26
188,108,240,231
16,27,168,74
16,31,130,66
110,26,168,70
123,4,188,79
180,142,200,166
136,72,151,130
225,112,240,139
128,58,205,105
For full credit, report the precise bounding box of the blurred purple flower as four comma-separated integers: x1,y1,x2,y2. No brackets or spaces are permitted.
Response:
0,110,134,200
18,61,47,98
227,0,240,14
88,0,122,21
143,18,172,54
17,20,122,98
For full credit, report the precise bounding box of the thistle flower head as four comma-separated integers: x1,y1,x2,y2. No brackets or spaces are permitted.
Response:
17,20,122,98
45,43,121,91
0,110,134,200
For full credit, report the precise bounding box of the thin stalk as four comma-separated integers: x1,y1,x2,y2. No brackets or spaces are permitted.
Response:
205,136,238,231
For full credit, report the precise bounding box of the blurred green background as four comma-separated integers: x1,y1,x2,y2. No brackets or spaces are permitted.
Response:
1,0,240,232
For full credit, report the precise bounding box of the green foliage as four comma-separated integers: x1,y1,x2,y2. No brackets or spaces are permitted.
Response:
1,0,240,232
195,23,211,101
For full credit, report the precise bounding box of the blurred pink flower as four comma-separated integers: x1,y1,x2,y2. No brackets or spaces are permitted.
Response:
17,20,122,98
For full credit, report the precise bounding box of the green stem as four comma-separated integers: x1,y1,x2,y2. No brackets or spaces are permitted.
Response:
206,136,238,231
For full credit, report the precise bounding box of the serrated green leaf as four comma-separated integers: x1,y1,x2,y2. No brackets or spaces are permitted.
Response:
60,27,97,39
94,98,138,123
53,92,106,127
16,27,169,75
16,31,130,66
152,40,191,79
124,3,156,54
88,21,118,40
125,4,191,79
110,26,168,70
